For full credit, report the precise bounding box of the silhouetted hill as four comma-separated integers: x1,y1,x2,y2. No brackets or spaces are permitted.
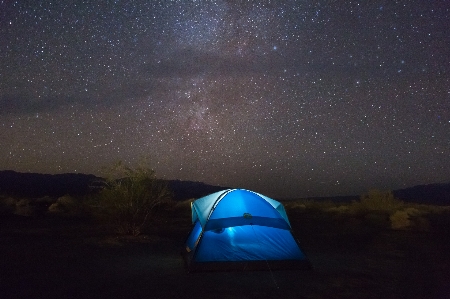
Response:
0,170,100,198
166,180,229,201
298,184,450,205
0,170,228,200
393,183,450,205
0,171,448,205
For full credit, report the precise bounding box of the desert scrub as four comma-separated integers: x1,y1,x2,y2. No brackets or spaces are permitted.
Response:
92,161,173,236
13,198,38,216
350,189,404,214
390,207,430,231
48,195,86,215
0,196,17,215
390,210,411,229
284,199,337,212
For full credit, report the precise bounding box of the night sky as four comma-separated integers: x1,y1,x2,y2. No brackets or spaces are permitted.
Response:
1,1,449,198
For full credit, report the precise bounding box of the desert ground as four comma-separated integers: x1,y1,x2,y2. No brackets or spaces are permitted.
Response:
1,198,450,299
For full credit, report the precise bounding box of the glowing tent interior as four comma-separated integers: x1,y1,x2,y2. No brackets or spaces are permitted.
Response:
182,189,311,272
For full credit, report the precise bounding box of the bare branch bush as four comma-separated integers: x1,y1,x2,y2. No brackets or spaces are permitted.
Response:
93,161,173,236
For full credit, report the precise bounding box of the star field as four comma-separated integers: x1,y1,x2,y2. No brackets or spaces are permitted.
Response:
1,1,449,198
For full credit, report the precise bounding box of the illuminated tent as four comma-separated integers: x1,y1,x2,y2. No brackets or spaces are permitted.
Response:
182,189,311,272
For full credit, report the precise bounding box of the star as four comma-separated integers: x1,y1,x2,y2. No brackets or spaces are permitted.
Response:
0,0,448,198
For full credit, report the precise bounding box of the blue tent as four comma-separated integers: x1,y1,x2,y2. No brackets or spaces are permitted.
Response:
182,189,311,272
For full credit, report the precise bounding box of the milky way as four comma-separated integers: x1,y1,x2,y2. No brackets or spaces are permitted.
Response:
1,1,449,198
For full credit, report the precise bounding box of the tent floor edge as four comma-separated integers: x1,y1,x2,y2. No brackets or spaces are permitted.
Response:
188,259,312,273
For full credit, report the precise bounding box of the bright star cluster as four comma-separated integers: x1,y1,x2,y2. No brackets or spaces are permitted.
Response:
0,1,448,198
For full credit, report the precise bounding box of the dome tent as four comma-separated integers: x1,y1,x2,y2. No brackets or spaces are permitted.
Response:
182,189,311,272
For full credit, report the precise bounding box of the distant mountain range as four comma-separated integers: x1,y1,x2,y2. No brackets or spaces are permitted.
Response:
393,184,450,206
0,170,99,198
0,170,228,201
0,170,448,205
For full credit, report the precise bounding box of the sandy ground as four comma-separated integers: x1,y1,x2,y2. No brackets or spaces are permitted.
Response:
1,210,450,299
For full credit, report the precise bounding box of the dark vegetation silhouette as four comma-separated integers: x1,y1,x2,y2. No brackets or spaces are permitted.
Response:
0,170,228,201
89,162,173,236
0,170,448,204
1,168,450,298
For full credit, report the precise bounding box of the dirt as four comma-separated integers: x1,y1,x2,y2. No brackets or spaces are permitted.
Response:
1,210,449,299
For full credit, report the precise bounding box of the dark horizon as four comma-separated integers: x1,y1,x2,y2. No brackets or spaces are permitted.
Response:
1,1,449,198
0,170,449,206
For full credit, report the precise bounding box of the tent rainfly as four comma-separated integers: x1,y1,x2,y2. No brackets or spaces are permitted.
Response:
182,189,311,272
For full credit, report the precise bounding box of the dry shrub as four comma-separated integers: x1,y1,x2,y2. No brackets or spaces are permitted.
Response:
48,195,85,215
404,207,430,231
348,189,403,217
359,189,403,211
390,210,411,230
14,199,35,216
285,199,337,212
404,207,421,217
174,198,195,210
92,161,173,236
390,207,430,231
283,201,306,210
0,197,17,214
48,202,63,213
